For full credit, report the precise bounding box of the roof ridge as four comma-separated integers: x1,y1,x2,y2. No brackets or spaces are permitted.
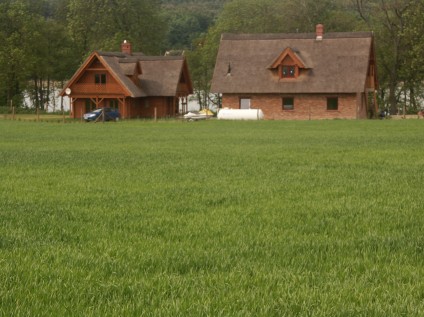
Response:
221,31,373,41
139,56,184,61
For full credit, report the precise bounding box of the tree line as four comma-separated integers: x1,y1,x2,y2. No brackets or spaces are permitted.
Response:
0,0,423,114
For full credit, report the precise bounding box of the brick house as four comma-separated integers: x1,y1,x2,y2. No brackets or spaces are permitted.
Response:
60,41,193,119
211,25,378,120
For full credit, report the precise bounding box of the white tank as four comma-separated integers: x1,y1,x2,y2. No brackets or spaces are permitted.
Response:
217,108,264,120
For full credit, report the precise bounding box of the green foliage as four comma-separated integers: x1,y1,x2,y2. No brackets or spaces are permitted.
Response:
67,0,167,56
400,0,424,110
0,0,78,108
0,0,168,108
1,120,424,315
161,0,227,50
0,0,41,106
162,0,226,107
352,0,424,112
164,9,213,50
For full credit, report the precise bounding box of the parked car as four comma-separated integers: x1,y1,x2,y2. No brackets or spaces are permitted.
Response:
83,108,121,122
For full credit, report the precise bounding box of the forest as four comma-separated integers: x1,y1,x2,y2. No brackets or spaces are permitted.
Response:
0,0,423,114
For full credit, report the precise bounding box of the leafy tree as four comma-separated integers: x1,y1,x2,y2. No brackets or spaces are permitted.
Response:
0,0,169,109
353,0,421,113
67,0,167,58
26,18,79,111
0,0,43,108
400,0,424,111
164,9,213,50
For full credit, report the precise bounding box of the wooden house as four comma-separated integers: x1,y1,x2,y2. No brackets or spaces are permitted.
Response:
211,25,378,120
60,41,193,119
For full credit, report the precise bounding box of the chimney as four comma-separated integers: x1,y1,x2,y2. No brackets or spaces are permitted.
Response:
316,24,324,41
121,40,132,55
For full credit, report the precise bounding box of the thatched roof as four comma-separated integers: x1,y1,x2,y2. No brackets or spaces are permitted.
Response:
138,56,190,96
60,51,192,98
100,54,191,97
100,54,145,97
211,32,375,94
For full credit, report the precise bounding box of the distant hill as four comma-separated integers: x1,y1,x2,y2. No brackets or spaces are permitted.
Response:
160,0,229,50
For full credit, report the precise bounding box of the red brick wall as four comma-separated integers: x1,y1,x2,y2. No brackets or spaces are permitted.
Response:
222,93,362,120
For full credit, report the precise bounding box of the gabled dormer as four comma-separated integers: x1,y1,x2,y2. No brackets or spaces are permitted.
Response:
268,47,308,79
119,59,142,86
79,55,108,85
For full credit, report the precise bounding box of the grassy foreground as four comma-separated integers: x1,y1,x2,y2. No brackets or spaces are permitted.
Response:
1,119,424,316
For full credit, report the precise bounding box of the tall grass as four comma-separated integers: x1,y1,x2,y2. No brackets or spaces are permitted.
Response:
1,119,424,316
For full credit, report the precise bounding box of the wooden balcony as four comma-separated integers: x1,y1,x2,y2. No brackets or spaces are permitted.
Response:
71,83,123,95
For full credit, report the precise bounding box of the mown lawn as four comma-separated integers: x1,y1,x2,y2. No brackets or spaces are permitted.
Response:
1,119,424,316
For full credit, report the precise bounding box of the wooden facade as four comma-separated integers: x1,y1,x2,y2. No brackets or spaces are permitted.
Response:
60,41,193,119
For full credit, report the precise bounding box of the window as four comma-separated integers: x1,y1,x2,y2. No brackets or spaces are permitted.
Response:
282,66,295,78
327,97,338,110
240,98,251,109
109,99,119,109
95,73,106,84
282,97,294,110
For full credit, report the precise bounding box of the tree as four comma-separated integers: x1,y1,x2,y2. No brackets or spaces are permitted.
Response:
0,0,170,109
0,0,43,108
164,9,213,50
26,18,79,111
353,0,421,113
67,0,167,58
400,0,424,112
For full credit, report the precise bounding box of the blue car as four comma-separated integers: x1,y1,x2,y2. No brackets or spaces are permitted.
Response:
83,108,121,122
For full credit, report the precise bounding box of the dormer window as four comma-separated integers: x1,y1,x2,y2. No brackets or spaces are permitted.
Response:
282,66,296,78
269,47,308,80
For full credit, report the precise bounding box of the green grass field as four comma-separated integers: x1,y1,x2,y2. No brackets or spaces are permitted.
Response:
2,113,72,123
1,119,424,316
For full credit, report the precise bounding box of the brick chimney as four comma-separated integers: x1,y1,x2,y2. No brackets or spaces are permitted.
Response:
316,24,324,41
121,40,132,55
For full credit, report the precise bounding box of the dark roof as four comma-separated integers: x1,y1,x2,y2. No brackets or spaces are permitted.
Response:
99,54,144,97
138,56,187,96
221,32,374,41
60,50,191,98
211,32,375,94
98,53,188,97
